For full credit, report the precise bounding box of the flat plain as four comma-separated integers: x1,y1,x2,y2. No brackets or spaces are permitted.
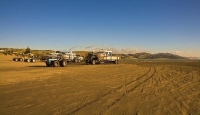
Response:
0,54,200,115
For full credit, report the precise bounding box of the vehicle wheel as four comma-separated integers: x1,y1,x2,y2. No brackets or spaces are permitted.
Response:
32,59,36,62
45,62,50,67
53,60,59,67
20,58,23,61
27,59,30,63
15,58,18,61
60,60,67,67
85,60,89,65
92,60,96,65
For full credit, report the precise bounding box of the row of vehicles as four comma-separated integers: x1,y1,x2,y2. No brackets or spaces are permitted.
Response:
12,49,121,67
45,49,120,67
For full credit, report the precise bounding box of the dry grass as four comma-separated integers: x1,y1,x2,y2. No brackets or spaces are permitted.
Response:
0,54,200,115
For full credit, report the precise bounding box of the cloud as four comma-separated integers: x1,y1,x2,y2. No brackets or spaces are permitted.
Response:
108,47,150,54
82,46,152,54
166,50,195,57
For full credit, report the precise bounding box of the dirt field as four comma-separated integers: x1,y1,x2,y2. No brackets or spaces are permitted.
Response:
0,54,200,115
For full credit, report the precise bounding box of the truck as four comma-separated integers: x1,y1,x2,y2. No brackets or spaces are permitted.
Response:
45,57,67,67
85,49,120,65
45,51,83,67
61,51,83,63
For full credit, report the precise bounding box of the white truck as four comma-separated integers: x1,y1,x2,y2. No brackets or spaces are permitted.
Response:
85,49,120,65
59,51,83,63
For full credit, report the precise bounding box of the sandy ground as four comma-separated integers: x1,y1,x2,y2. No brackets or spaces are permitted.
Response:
0,54,200,115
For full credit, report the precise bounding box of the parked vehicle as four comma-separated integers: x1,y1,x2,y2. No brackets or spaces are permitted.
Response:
12,57,23,61
23,53,36,63
24,57,36,62
45,50,84,67
45,57,67,67
12,53,35,62
85,49,120,65
61,51,84,63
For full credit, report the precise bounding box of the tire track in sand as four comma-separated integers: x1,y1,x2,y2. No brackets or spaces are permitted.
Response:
67,66,155,114
153,68,199,115
97,66,156,115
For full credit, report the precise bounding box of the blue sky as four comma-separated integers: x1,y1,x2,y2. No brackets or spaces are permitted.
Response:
0,0,200,57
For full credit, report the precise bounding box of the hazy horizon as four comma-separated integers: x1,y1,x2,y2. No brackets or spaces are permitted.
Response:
1,0,200,57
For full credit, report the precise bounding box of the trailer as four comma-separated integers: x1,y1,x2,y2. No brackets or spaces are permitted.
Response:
24,57,36,62
12,57,23,61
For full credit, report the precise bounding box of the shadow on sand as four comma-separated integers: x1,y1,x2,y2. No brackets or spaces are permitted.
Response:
26,65,47,67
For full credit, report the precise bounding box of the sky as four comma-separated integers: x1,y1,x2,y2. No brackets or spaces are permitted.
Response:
0,0,200,57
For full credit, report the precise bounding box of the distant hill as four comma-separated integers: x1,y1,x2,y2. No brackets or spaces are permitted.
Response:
125,52,187,59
